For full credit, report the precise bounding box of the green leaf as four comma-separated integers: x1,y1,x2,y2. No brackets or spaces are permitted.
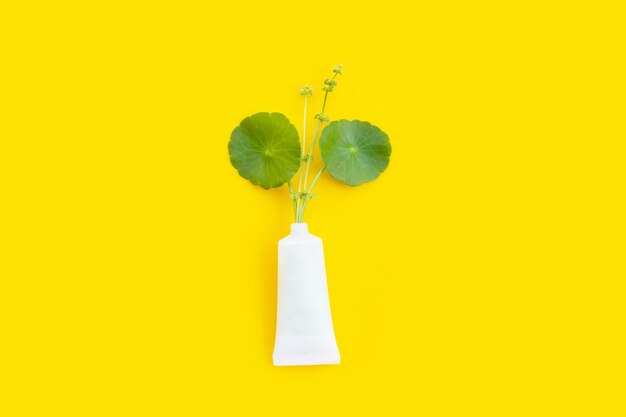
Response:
228,112,301,189
319,120,391,186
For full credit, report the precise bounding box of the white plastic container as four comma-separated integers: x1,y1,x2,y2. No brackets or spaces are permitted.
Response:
272,223,340,366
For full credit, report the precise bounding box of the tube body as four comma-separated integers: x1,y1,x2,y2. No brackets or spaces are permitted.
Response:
273,223,340,366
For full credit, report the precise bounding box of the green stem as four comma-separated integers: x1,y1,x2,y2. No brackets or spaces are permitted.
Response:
297,95,308,195
302,122,322,192
298,166,326,222
301,72,338,212
288,180,297,222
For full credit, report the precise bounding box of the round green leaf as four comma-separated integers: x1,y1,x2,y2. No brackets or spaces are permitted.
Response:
319,120,391,186
228,112,301,189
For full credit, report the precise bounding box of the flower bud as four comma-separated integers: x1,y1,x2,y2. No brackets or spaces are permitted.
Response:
298,85,314,96
315,113,330,122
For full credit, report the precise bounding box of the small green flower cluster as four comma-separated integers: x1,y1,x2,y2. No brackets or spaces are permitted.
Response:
314,113,330,122
298,85,314,96
322,78,338,92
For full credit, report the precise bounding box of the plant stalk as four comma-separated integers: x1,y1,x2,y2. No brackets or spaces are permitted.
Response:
302,73,337,194
294,69,340,222
298,166,326,222
288,180,297,222
297,95,308,195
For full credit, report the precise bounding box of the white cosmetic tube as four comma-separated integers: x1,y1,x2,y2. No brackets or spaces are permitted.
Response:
272,223,340,366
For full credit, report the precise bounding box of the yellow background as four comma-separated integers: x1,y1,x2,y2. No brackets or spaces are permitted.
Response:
1,1,624,415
